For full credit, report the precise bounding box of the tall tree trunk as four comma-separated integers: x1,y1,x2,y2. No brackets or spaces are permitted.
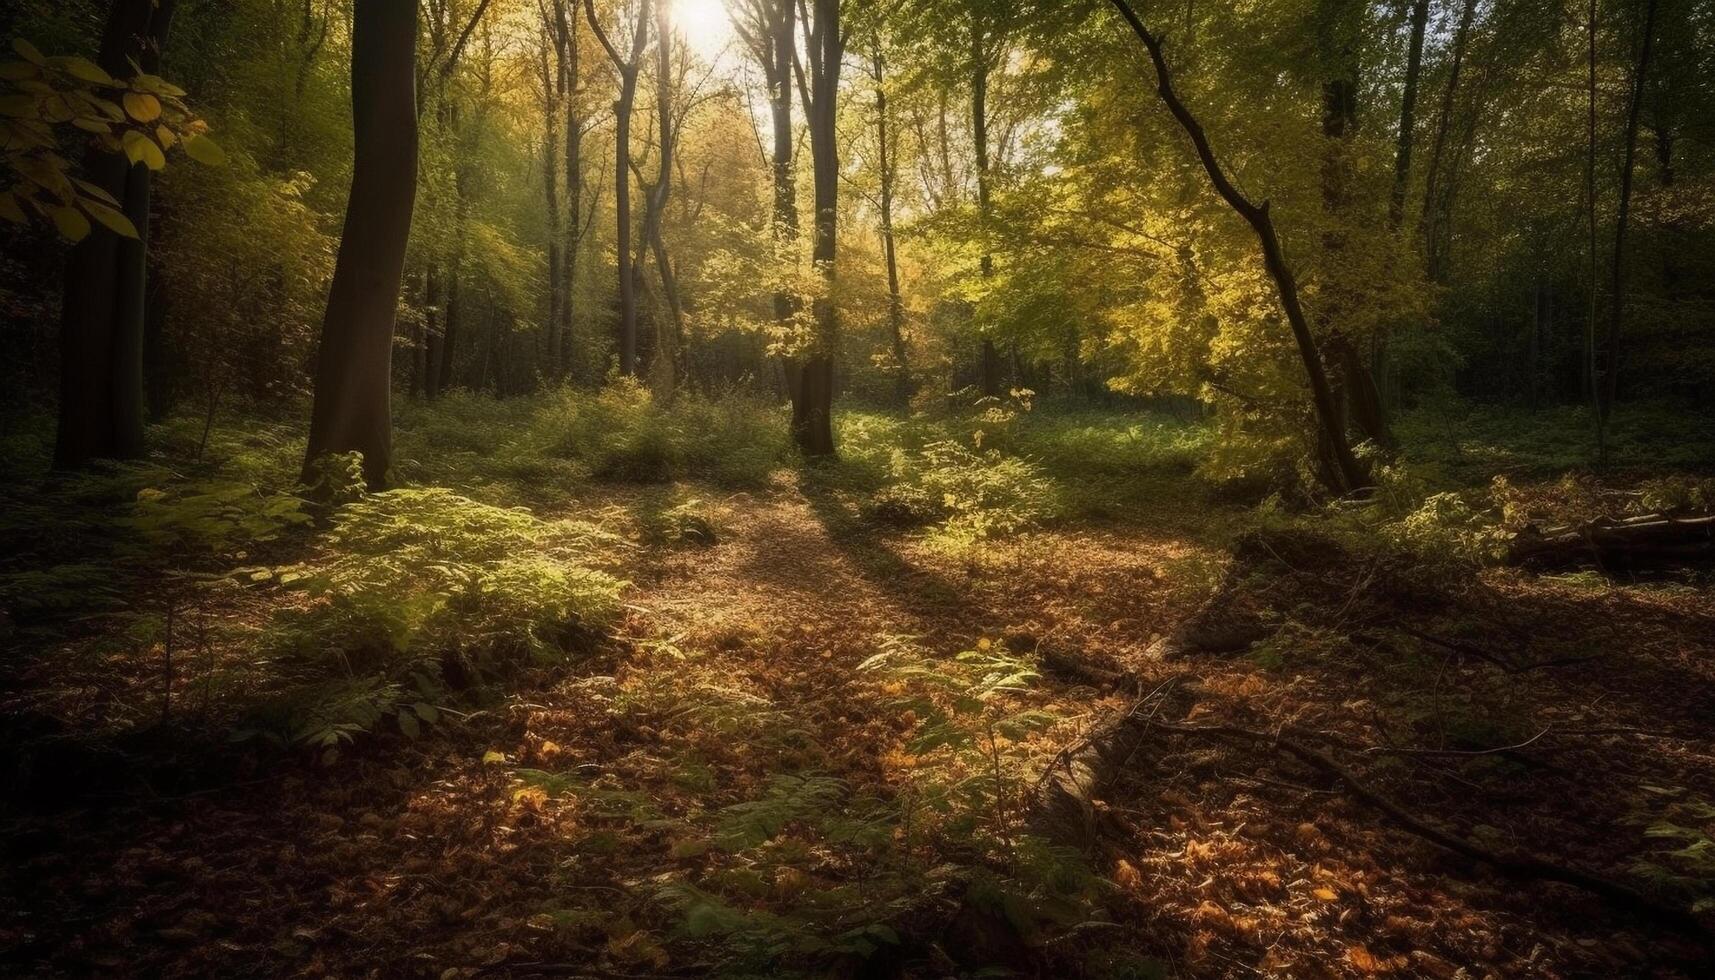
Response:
561,0,583,381
585,0,651,378
872,47,910,405
422,264,443,398
793,0,841,456
1597,0,1660,462
1418,0,1475,278
1316,0,1394,454
1584,0,1599,413
1105,0,1369,494
644,0,682,397
302,0,419,488
1388,0,1430,230
54,0,177,470
543,24,564,384
972,18,1000,399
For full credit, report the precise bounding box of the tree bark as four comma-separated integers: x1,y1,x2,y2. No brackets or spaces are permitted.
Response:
1597,0,1660,462
1418,0,1475,281
54,0,177,470
972,17,1000,399
643,0,683,397
1388,0,1430,230
1105,0,1369,494
872,47,910,406
302,0,419,488
792,0,841,456
585,0,651,378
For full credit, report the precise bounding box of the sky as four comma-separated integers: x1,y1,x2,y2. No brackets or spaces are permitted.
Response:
673,0,737,66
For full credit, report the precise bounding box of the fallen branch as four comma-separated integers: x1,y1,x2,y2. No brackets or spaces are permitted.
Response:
1144,719,1708,935
1508,513,1715,570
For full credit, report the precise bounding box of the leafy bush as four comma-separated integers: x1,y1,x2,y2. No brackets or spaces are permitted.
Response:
872,439,1058,544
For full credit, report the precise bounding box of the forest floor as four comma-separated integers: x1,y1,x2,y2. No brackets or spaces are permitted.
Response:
3,401,1715,978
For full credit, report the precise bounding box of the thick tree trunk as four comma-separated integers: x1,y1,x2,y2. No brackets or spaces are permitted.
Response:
793,0,841,456
1105,0,1369,494
302,0,418,488
1509,513,1715,570
54,0,176,470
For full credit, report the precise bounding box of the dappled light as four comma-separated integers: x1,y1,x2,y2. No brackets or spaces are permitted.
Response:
4,0,1714,977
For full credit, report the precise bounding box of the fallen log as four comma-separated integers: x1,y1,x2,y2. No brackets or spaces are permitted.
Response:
1508,512,1715,570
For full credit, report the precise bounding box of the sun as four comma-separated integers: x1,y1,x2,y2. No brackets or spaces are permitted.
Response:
672,0,735,64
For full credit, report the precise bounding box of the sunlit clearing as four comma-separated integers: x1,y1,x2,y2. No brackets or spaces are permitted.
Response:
674,0,734,64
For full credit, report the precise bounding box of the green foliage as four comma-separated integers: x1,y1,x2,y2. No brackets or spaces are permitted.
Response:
878,438,1058,545
525,382,790,487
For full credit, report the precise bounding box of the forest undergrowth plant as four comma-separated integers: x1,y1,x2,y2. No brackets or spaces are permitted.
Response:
239,487,626,758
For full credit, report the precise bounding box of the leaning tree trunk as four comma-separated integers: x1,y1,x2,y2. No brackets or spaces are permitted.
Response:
1105,0,1369,494
54,0,177,470
302,0,419,489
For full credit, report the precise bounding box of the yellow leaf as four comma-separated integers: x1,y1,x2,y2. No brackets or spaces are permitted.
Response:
122,92,161,122
60,56,115,86
122,128,166,170
80,198,137,238
182,132,225,166
0,60,37,81
12,39,46,67
1312,886,1339,901
51,205,90,241
155,124,176,149
73,178,119,206
0,191,25,224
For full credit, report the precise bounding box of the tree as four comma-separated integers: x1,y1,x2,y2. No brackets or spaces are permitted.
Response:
586,0,653,378
792,0,843,456
1596,0,1661,462
302,0,420,488
1103,0,1370,494
729,0,801,403
53,0,177,470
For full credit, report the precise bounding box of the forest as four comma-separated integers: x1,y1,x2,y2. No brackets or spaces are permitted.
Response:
2,0,1714,975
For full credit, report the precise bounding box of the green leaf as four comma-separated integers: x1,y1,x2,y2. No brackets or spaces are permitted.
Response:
0,192,24,224
182,132,226,166
80,198,138,238
397,709,420,739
